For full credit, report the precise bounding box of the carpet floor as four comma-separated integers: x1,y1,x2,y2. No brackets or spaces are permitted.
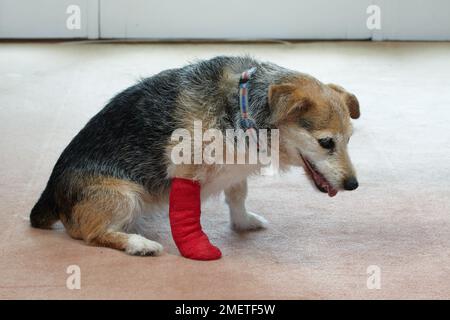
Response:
0,41,449,299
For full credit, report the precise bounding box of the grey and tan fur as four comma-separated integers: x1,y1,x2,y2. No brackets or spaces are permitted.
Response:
30,56,360,256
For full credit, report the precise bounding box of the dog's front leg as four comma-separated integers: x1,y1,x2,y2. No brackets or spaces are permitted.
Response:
224,179,268,231
169,178,222,260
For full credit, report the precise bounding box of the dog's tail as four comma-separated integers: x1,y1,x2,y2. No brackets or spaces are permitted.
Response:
30,186,59,229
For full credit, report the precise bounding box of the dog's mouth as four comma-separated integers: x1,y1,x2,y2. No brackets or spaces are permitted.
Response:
300,154,338,197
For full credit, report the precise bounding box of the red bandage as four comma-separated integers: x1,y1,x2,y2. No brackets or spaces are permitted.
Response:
169,178,222,260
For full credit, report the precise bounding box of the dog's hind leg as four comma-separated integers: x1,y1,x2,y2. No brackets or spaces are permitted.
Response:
61,177,163,256
224,179,268,231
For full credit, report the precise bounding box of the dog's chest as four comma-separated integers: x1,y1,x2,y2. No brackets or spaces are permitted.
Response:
200,164,259,198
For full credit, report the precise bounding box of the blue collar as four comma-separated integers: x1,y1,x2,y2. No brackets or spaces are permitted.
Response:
238,67,257,130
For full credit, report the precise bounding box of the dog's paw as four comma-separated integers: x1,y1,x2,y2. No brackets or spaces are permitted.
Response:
126,234,163,256
231,212,268,231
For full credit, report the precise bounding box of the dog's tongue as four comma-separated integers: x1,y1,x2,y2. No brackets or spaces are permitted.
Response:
302,156,338,197
314,171,338,197
327,187,338,197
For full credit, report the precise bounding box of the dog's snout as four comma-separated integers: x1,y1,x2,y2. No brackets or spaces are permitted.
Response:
343,177,358,191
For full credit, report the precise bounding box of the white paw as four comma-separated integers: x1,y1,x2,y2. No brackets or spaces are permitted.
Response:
125,234,163,256
231,212,268,231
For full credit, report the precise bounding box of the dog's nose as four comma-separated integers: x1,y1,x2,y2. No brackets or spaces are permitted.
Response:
343,177,359,191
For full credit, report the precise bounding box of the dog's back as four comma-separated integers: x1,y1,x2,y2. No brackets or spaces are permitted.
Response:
30,67,182,228
30,56,264,229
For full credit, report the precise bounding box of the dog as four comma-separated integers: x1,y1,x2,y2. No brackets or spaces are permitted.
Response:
30,56,360,256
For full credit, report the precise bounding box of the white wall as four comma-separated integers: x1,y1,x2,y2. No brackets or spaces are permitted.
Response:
0,0,98,39
99,0,371,40
0,0,449,40
374,0,450,41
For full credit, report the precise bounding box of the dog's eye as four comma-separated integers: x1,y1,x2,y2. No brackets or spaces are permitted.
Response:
318,138,335,150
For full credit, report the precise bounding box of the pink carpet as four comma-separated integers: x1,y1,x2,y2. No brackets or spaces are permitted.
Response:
0,41,449,299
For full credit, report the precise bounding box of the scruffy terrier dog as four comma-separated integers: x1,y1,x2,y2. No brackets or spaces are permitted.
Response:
30,56,360,258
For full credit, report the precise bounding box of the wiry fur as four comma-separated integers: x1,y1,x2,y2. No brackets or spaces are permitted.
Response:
30,56,360,256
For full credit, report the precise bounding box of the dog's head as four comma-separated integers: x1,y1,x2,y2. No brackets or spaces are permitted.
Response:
269,75,360,197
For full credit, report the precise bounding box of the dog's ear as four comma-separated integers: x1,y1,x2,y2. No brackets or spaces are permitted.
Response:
328,84,360,119
268,84,314,123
